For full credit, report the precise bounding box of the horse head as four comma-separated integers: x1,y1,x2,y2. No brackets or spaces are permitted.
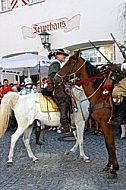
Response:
57,50,85,82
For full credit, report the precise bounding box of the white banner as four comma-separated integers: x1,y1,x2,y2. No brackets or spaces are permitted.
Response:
22,14,80,38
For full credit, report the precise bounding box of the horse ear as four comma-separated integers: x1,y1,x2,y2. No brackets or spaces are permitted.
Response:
78,49,81,56
74,49,80,58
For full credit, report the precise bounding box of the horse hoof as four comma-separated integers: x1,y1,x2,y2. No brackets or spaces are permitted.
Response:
65,149,70,155
7,162,13,167
33,159,39,163
103,166,110,172
108,172,117,179
84,159,91,163
110,169,117,176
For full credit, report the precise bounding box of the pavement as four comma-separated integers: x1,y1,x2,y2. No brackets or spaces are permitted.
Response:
0,126,126,190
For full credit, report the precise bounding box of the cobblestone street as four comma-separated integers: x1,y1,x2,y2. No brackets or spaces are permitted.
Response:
0,127,126,190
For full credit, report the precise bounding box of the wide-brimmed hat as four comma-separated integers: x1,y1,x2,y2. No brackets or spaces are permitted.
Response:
54,49,69,57
24,78,33,86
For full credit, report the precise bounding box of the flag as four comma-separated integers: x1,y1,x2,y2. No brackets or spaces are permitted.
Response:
21,0,30,6
10,0,18,9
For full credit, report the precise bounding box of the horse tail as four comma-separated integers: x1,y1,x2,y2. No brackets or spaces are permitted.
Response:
0,92,19,138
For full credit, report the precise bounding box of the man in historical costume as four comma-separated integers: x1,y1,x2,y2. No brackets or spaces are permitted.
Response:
20,78,42,145
0,78,12,103
109,50,126,129
42,49,76,134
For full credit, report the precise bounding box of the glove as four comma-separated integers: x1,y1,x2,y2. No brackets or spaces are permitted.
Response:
109,64,121,72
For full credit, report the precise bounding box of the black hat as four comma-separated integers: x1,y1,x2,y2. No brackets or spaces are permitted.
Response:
54,49,69,57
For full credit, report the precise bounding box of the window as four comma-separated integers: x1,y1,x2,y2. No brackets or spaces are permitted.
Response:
30,0,45,4
81,45,114,63
0,0,11,11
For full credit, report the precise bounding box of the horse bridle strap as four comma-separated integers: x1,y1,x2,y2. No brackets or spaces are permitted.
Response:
56,61,85,79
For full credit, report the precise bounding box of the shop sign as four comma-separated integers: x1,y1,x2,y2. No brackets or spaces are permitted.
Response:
21,14,80,38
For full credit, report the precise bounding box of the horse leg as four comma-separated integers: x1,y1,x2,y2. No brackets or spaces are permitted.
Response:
65,130,79,155
7,128,25,166
22,127,39,163
76,121,90,162
67,119,90,162
101,121,119,175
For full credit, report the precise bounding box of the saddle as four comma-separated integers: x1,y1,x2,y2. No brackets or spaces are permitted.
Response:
39,94,59,112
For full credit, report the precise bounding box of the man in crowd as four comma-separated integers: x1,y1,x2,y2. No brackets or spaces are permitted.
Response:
0,78,12,103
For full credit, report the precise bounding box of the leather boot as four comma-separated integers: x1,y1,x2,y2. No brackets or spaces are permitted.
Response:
58,102,71,133
109,98,126,126
35,131,42,146
54,85,76,133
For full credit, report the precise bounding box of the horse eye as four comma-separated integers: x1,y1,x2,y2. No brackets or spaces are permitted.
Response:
66,61,70,66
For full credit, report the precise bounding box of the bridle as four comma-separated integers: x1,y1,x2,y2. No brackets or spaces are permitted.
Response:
56,58,85,81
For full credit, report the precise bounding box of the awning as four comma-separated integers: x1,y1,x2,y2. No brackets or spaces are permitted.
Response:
0,53,51,69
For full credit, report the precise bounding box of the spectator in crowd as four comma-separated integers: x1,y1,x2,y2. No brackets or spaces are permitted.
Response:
92,120,103,136
12,86,18,93
20,78,37,95
85,115,93,133
120,123,126,139
85,115,103,136
13,81,21,92
9,83,14,87
36,80,41,92
0,79,12,103
42,77,48,89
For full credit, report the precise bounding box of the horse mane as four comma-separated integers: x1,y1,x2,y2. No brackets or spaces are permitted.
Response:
85,60,104,89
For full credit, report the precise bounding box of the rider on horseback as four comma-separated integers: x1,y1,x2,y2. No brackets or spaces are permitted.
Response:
42,49,76,134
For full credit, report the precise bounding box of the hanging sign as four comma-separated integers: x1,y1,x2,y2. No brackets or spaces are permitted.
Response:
22,14,80,38
0,69,23,76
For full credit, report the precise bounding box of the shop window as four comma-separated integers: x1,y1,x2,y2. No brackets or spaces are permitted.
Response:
98,57,101,62
81,44,114,63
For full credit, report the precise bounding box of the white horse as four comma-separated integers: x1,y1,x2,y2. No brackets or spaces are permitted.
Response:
0,85,90,165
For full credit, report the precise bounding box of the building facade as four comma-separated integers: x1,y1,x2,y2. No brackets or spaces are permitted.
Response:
0,0,126,82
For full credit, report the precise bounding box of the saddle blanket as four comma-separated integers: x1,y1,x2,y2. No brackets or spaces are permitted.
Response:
39,94,59,112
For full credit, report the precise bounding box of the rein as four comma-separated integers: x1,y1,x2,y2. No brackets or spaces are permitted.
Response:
85,77,106,100
72,78,106,101
56,60,85,79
